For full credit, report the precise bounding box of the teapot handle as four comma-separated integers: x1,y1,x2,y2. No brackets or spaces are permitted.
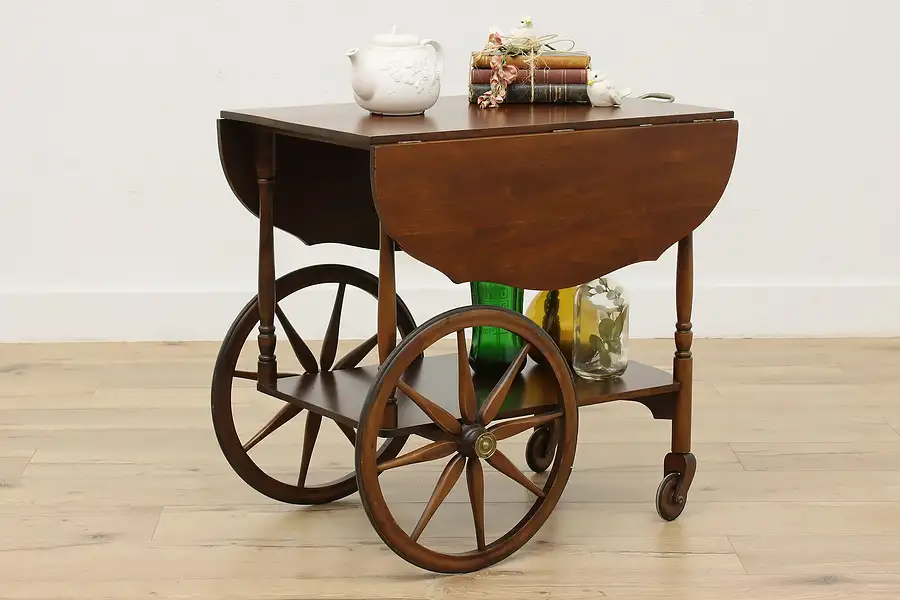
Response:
422,38,444,81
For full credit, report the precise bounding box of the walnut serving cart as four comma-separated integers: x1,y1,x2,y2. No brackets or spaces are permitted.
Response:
212,96,738,573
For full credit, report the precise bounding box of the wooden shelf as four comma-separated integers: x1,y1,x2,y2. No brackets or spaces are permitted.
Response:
260,354,679,436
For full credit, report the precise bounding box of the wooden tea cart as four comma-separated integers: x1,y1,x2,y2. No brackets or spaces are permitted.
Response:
212,96,738,573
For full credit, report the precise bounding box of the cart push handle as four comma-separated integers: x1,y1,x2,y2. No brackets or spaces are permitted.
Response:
638,92,676,103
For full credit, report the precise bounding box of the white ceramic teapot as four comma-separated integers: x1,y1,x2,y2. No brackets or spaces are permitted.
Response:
346,26,443,116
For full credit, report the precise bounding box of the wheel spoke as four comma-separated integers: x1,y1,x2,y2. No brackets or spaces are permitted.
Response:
297,412,322,487
477,343,531,425
332,333,378,370
397,380,462,436
242,404,303,452
319,283,346,372
486,449,546,498
415,425,458,443
488,411,563,442
457,330,477,424
336,422,357,446
466,457,486,550
378,440,459,473
411,455,465,542
275,305,319,374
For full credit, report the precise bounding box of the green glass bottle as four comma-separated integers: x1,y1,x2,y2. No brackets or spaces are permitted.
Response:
468,282,525,373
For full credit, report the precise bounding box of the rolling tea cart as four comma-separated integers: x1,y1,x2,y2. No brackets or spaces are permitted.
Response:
211,96,739,573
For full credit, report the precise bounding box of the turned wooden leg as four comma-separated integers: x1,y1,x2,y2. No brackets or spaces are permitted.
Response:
256,130,277,386
378,225,399,425
672,234,693,455
660,233,696,516
378,225,397,363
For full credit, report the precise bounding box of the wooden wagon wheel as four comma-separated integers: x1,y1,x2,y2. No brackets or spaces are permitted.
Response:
356,305,578,573
211,264,415,505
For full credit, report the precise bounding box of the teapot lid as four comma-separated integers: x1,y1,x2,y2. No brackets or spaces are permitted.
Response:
371,25,421,47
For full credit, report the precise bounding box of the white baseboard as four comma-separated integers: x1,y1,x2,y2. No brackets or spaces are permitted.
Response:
1,283,898,343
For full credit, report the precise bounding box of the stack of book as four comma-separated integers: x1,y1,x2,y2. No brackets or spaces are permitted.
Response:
468,51,592,105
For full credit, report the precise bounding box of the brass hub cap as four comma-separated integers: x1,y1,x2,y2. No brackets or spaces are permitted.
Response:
474,431,497,459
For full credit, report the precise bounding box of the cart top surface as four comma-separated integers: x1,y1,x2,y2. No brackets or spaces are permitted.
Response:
220,95,734,148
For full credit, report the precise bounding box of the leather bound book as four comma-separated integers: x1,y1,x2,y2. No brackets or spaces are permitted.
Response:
468,83,590,104
469,67,589,85
471,52,591,70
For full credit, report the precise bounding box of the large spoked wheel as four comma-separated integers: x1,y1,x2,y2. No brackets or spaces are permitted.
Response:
356,305,579,573
211,264,416,505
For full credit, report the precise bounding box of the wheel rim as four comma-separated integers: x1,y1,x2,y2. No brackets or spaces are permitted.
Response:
356,305,578,573
211,264,415,505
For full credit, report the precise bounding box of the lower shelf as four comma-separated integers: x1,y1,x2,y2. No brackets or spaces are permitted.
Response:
260,354,680,436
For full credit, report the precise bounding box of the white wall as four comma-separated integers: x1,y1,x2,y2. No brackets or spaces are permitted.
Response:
2,0,898,342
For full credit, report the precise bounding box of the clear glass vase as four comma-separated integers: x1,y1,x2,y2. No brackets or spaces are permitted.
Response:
573,277,629,380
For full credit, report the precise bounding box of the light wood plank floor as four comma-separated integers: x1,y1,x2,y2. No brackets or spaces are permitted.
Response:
1,337,899,599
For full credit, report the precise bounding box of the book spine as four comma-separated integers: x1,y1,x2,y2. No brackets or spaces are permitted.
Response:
469,83,590,104
469,67,588,85
471,53,591,70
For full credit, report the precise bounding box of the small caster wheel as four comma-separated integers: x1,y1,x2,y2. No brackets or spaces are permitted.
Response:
525,427,556,473
656,472,687,521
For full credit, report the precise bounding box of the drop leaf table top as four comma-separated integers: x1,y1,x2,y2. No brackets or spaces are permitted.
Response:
218,96,737,290
221,94,734,148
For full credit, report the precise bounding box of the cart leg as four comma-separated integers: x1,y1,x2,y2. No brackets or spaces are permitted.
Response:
672,234,693,456
378,225,397,363
378,225,399,426
255,130,277,387
659,234,696,518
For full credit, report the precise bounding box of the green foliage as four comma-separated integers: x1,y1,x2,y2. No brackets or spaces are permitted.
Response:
587,278,627,369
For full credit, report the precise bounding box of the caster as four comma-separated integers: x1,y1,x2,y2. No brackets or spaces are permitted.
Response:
655,472,686,521
656,452,696,522
525,426,557,473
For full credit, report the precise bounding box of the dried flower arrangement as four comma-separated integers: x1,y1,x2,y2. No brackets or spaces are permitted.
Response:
472,18,583,108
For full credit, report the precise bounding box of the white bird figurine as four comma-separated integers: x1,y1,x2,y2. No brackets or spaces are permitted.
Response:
509,15,536,40
587,70,632,107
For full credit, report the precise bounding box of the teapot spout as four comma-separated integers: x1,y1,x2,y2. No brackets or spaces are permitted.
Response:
346,48,375,101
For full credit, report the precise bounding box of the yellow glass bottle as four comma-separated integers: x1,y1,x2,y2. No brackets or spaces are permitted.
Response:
525,286,578,364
